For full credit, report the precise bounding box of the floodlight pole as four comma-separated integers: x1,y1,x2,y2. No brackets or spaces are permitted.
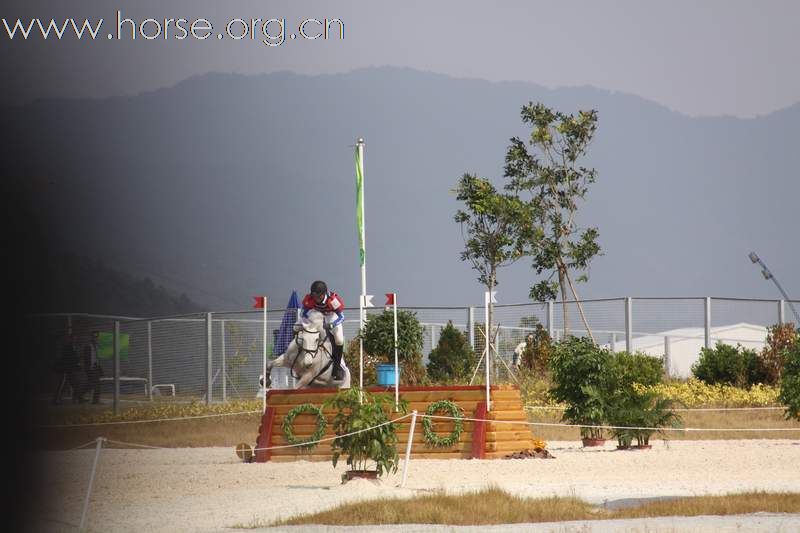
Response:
749,252,800,324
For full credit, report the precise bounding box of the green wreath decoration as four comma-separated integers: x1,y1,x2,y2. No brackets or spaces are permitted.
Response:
282,403,327,450
422,400,464,448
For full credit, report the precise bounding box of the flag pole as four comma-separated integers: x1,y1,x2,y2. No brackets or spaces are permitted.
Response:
262,296,267,414
484,291,491,412
356,138,366,392
392,293,399,411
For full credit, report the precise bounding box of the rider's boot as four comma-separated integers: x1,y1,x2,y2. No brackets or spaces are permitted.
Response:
331,344,344,380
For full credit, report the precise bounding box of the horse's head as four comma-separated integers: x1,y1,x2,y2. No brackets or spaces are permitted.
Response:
294,319,326,368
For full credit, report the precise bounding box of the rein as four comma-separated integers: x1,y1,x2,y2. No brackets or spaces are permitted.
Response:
289,326,330,381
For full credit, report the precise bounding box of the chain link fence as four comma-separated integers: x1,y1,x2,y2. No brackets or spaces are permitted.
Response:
28,297,798,408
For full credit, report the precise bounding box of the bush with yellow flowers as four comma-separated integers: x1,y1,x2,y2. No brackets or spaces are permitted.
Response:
638,379,780,408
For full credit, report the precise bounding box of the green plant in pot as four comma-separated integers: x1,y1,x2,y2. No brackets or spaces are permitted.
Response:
324,387,409,482
591,386,682,448
548,336,611,443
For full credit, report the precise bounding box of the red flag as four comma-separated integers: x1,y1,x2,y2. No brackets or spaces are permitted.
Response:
385,293,395,306
253,296,267,309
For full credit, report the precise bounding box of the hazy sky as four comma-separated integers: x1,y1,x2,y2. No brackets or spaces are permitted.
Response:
2,0,799,117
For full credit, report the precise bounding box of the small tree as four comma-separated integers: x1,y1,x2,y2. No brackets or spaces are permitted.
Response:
453,174,527,371
504,103,601,340
760,323,798,384
427,321,474,382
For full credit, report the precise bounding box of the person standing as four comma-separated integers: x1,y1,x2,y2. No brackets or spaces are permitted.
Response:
513,333,535,369
52,334,80,404
80,331,103,404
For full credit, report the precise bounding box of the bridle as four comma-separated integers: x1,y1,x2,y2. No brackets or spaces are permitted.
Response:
289,324,331,381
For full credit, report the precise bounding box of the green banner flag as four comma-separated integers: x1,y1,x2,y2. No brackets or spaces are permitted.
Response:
97,332,130,361
355,145,365,266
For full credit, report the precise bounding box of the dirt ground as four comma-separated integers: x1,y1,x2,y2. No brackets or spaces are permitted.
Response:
26,439,800,532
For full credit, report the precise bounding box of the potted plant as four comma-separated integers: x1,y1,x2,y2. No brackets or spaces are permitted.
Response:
572,397,607,446
548,337,611,446
324,387,408,482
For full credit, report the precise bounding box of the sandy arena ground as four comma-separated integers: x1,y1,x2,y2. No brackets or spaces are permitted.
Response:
27,439,800,532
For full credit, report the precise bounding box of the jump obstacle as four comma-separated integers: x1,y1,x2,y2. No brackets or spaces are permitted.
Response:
254,385,544,462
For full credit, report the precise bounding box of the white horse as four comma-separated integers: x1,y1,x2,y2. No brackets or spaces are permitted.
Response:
264,311,351,389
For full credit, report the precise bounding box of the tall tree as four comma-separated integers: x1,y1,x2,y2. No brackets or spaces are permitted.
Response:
504,103,601,340
453,174,527,374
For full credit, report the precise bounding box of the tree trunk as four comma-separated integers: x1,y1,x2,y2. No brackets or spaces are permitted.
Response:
564,270,596,344
558,266,569,337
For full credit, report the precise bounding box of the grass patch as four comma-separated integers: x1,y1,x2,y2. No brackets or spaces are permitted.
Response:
526,407,800,441
266,489,800,527
275,487,596,526
615,491,800,519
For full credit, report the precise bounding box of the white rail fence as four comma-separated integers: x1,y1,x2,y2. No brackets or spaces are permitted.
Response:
27,297,797,410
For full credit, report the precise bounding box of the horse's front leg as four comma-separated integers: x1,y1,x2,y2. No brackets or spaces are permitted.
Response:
267,353,286,371
270,341,299,371
295,367,315,389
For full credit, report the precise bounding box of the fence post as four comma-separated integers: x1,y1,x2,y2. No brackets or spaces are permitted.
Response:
664,336,671,377
401,410,418,488
611,332,617,353
79,437,105,531
113,321,120,415
547,300,554,339
467,307,474,349
206,312,213,405
221,319,226,402
704,297,711,349
147,321,153,401
625,297,633,353
779,300,785,325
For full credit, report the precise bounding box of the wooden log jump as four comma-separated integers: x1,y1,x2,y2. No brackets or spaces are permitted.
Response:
254,385,545,462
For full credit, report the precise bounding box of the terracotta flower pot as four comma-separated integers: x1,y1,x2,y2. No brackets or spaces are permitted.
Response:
581,437,606,447
344,470,378,481
617,444,652,450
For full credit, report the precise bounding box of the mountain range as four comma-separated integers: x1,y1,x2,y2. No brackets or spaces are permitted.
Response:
4,67,798,311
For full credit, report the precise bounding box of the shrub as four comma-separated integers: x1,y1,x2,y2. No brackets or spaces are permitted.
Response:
344,337,379,385
779,338,800,421
649,379,780,408
352,310,426,386
692,342,762,387
760,323,798,384
401,352,429,385
360,310,424,363
521,324,552,375
605,351,664,389
427,322,474,382
548,336,612,439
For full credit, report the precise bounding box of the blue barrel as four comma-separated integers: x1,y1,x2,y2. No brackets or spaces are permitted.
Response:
376,363,396,386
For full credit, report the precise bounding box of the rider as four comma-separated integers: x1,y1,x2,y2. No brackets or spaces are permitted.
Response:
299,280,346,380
